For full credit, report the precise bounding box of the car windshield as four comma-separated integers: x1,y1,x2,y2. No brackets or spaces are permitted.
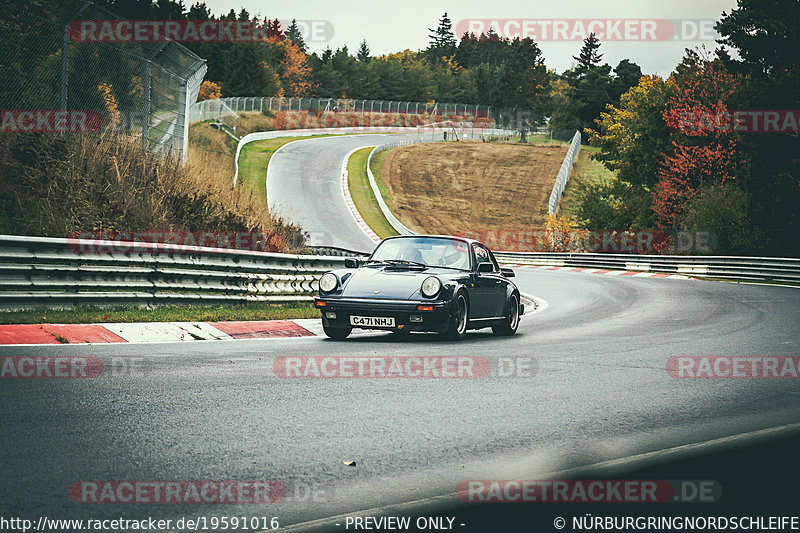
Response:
369,237,471,270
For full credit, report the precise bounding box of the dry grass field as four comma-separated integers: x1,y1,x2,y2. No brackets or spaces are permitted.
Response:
379,141,568,235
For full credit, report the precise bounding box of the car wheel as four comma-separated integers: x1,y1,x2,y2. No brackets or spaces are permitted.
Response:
492,294,520,336
442,293,468,340
323,323,352,340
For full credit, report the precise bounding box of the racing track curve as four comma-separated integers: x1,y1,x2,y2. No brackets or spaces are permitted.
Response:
1,266,799,530
1,134,799,530
266,134,412,252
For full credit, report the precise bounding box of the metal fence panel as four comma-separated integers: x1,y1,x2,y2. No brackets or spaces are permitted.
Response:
0,0,205,162
190,97,492,127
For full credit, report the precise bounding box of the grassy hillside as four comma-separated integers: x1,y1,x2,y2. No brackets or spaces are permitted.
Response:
0,130,298,249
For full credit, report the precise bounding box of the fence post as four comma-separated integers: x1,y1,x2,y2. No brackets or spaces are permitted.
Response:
141,58,151,150
59,2,91,113
59,26,70,112
174,77,188,162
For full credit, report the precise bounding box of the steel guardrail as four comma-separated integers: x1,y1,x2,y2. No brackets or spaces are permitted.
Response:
233,126,421,186
493,251,800,282
548,130,582,215
0,235,368,310
1,235,797,311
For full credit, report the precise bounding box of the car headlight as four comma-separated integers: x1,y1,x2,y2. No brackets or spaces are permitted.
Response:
421,276,441,298
319,273,338,293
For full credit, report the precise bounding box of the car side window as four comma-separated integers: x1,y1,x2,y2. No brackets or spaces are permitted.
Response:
473,244,497,272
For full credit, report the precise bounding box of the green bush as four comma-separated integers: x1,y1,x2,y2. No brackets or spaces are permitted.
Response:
682,182,757,254
576,180,654,230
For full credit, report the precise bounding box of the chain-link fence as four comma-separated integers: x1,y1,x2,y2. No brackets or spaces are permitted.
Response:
414,121,515,142
0,0,206,162
190,96,493,134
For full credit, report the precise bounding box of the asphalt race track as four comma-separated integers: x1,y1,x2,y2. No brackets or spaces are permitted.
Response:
2,269,799,530
1,136,799,531
266,134,412,252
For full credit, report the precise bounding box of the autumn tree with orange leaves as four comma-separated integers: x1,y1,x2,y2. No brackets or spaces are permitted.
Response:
654,51,747,230
197,81,222,101
280,40,314,97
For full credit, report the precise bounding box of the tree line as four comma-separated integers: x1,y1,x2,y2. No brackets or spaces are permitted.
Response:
581,0,798,256
4,0,796,256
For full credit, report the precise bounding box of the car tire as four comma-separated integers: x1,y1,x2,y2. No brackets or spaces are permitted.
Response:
442,292,468,340
323,323,352,340
492,294,520,336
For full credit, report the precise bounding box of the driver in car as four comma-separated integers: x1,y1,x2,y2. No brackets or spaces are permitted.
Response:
443,242,469,270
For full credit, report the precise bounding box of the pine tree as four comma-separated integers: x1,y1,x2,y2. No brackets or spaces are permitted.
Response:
285,19,307,52
187,2,211,20
267,18,283,39
572,33,603,78
497,38,548,124
357,40,371,63
426,12,456,62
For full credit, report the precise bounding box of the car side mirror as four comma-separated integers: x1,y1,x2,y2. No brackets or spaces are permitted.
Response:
500,268,515,278
477,263,494,273
344,257,359,268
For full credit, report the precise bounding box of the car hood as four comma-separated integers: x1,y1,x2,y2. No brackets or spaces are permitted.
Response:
342,267,438,299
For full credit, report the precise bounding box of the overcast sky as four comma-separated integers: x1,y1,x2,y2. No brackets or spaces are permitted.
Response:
201,0,739,75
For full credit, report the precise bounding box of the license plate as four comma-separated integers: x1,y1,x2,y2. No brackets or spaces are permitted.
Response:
350,315,395,327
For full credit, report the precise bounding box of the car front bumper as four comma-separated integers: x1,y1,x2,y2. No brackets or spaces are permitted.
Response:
314,297,451,333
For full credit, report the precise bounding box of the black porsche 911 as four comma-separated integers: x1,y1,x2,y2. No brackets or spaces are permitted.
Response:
314,235,524,340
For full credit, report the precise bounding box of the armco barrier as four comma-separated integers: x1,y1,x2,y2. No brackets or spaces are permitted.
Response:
233,124,513,186
232,126,420,186
1,235,797,310
493,251,800,283
548,130,581,215
0,235,366,310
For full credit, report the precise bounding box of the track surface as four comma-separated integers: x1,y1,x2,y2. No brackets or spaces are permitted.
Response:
2,270,799,528
267,134,411,252
2,136,799,528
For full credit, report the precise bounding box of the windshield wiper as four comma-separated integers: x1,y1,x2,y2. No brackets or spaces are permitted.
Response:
367,259,428,268
385,260,427,268
367,259,467,270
